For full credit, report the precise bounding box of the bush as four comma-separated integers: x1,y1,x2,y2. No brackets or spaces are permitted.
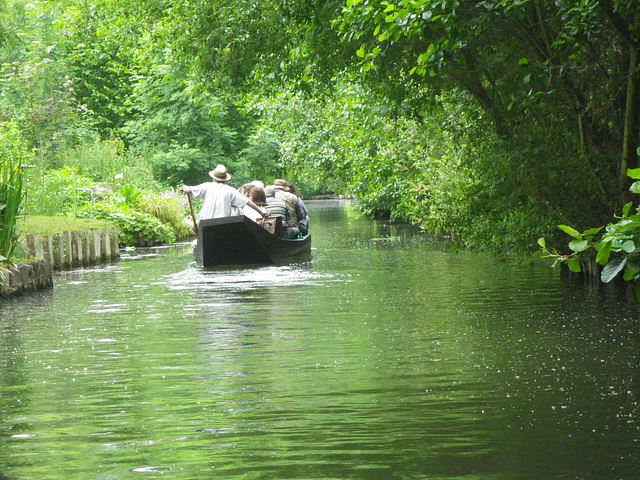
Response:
83,204,176,247
135,191,191,240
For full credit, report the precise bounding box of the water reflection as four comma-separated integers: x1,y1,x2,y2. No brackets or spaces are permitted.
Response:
0,200,638,479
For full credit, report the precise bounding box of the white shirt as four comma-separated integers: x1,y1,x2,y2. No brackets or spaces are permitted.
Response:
189,182,249,222
242,205,262,222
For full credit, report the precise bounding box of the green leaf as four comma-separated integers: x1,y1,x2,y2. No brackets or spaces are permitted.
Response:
622,202,633,217
622,239,636,253
623,269,638,282
629,181,640,194
356,46,365,58
596,241,612,265
627,253,640,271
558,224,580,238
518,57,529,66
567,257,581,273
569,239,588,252
538,237,546,249
627,168,640,180
601,257,626,283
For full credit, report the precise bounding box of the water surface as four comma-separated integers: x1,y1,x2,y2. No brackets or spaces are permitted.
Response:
1,200,638,479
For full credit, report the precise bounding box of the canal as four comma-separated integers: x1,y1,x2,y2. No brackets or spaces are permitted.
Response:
0,200,638,479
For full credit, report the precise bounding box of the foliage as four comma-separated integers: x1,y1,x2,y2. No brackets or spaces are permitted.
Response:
118,185,141,207
540,159,640,301
0,122,29,263
0,2,96,165
61,4,137,136
2,0,640,263
27,166,96,216
123,58,248,187
83,203,176,247
134,191,191,240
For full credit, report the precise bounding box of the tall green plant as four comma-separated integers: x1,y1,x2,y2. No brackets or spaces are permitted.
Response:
0,123,29,263
0,162,24,262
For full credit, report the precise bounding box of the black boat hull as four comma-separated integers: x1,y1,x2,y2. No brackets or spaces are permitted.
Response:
195,216,312,267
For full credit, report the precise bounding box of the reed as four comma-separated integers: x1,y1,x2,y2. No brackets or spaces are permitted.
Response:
0,161,25,262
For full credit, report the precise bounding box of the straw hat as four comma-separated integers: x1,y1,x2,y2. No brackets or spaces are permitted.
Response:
273,179,289,190
209,164,231,182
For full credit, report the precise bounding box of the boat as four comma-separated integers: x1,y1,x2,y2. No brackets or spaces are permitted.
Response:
194,215,312,267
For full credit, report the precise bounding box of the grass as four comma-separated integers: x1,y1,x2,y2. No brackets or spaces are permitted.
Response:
17,215,113,236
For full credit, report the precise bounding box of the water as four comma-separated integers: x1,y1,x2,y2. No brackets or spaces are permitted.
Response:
1,200,638,479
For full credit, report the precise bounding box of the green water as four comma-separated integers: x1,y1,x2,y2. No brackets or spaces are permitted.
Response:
1,200,638,479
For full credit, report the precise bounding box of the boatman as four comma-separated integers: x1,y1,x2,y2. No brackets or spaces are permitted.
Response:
179,164,267,224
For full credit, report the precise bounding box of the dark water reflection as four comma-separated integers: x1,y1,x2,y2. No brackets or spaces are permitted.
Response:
1,200,639,479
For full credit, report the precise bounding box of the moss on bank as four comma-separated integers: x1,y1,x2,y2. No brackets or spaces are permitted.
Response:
18,216,113,236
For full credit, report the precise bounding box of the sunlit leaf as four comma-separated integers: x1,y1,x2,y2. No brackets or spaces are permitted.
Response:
557,224,580,238
538,237,546,248
629,181,640,194
627,167,640,179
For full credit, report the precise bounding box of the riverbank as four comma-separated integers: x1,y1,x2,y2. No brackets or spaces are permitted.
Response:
0,218,120,299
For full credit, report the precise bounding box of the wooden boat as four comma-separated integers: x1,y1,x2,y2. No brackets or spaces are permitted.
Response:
194,216,311,267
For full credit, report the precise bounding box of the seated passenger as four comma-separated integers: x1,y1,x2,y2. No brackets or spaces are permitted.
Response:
286,181,309,235
264,186,300,239
243,187,267,222
272,179,300,231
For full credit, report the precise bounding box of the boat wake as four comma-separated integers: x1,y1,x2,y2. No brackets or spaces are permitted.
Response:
166,263,337,293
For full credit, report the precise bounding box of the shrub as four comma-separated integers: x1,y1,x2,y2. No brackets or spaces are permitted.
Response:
83,204,176,247
135,191,191,240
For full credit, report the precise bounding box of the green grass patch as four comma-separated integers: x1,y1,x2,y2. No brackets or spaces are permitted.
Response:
17,216,114,236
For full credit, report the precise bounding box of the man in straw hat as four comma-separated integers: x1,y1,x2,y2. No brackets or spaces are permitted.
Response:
179,164,267,223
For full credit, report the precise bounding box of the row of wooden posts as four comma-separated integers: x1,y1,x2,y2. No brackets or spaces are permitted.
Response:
0,230,119,298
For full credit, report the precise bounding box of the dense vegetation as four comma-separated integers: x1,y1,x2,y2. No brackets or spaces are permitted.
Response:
1,1,639,282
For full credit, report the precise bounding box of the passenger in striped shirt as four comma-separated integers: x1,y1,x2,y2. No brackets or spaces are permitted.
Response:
264,186,300,239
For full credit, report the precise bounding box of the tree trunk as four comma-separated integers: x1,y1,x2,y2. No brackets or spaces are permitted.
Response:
620,47,640,198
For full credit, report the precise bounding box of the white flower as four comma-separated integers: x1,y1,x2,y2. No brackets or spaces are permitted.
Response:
115,173,124,180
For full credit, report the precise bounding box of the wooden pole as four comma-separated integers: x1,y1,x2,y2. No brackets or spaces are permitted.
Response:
187,193,198,236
